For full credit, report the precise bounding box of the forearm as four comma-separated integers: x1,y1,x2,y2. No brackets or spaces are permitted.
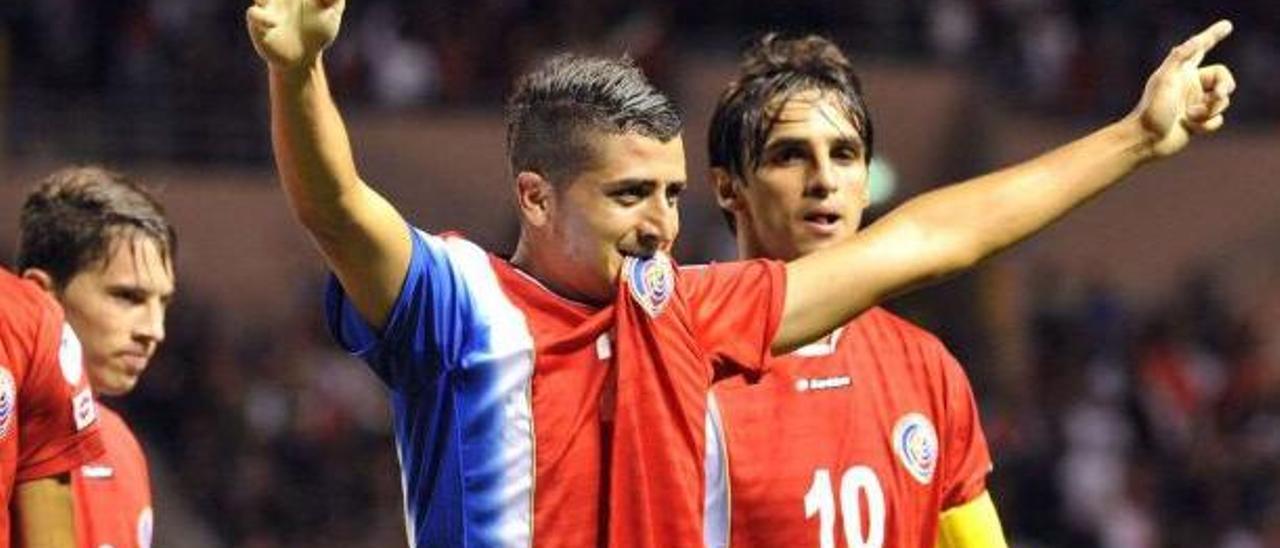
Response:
892,117,1152,272
14,475,76,548
267,57,410,329
268,58,363,233
776,118,1153,352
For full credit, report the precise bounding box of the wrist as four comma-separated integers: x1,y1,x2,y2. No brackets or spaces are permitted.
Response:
1110,113,1160,166
269,54,324,85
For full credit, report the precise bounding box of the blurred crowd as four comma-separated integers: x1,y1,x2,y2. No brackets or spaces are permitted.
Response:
989,268,1280,547
4,0,1280,163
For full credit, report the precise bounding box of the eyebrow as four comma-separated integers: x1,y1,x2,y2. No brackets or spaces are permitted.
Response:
106,282,175,303
603,178,687,190
764,136,864,153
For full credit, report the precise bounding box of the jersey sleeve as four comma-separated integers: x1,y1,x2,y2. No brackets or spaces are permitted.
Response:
936,346,993,510
683,260,787,374
325,228,490,390
16,306,102,482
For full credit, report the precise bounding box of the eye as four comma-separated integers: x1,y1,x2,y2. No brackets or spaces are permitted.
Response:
609,182,655,206
766,143,812,167
831,144,863,164
109,288,147,305
665,184,685,206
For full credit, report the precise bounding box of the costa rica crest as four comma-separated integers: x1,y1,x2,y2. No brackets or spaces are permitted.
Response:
0,366,14,440
624,253,675,318
892,412,938,485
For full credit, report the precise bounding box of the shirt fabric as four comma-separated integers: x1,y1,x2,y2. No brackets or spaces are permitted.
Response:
0,268,103,540
706,307,992,548
73,404,153,548
326,229,785,547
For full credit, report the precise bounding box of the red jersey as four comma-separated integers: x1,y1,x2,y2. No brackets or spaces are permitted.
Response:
326,231,785,547
73,405,153,548
0,268,103,538
706,308,992,548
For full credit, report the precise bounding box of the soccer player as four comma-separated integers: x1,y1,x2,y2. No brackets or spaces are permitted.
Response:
17,166,176,548
245,1,1233,545
702,34,1005,548
0,265,102,548
702,27,1235,547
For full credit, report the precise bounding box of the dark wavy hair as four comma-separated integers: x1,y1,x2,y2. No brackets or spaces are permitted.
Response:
17,166,175,287
708,33,874,229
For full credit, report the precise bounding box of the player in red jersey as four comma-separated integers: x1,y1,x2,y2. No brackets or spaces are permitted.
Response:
0,266,102,548
17,167,176,548
246,1,1234,545
702,28,1231,547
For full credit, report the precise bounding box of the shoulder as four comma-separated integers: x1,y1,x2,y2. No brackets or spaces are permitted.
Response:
850,307,948,353
95,405,148,464
0,270,63,374
0,269,57,330
675,258,784,292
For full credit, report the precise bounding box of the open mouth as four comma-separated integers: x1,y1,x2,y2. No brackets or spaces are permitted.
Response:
804,212,841,226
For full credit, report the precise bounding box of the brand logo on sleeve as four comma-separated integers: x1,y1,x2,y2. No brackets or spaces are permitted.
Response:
0,367,14,440
892,413,938,485
72,388,97,431
624,253,675,318
58,323,83,385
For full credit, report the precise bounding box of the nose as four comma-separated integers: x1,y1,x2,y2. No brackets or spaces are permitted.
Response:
637,195,679,252
805,158,840,197
135,300,167,349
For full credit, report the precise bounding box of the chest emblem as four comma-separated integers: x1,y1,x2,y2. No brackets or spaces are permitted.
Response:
892,413,938,485
0,366,13,440
625,253,675,318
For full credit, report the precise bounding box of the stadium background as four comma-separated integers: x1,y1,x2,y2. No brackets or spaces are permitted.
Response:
2,1,1280,546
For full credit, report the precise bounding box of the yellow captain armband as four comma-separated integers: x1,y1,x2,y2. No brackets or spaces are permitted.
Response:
936,490,1008,548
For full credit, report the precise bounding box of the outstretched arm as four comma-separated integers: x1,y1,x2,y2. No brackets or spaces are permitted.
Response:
246,0,410,330
774,20,1236,352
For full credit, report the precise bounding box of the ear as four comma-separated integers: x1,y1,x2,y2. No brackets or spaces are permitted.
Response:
710,167,744,213
20,268,56,295
514,171,555,228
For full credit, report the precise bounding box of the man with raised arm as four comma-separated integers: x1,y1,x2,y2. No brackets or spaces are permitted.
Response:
246,1,1233,545
701,28,1233,548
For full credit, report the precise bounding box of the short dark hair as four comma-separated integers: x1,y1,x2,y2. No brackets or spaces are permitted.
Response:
708,33,875,230
17,166,176,287
505,54,682,185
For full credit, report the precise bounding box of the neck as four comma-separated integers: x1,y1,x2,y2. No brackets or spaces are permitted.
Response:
510,237,609,307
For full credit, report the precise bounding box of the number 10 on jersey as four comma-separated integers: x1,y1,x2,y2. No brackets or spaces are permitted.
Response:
804,467,885,548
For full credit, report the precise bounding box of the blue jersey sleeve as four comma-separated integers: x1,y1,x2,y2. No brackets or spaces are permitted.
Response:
324,227,488,390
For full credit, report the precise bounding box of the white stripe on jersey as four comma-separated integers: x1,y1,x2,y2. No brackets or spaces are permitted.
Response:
432,233,537,546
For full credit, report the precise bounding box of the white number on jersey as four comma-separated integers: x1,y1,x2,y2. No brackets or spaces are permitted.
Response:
804,466,885,548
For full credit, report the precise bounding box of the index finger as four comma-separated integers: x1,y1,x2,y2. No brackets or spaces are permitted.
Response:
1174,20,1233,68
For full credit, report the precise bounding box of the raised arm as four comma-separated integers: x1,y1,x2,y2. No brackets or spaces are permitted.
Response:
775,20,1236,352
246,0,410,329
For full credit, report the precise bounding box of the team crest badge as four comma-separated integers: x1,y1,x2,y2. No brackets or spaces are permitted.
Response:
625,253,675,318
0,366,15,440
892,413,938,485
